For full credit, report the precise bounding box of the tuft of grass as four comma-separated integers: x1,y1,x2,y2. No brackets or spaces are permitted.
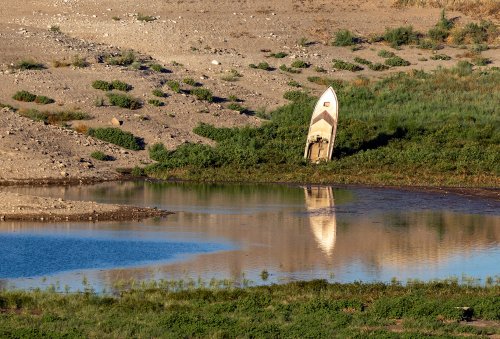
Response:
452,20,498,45
19,109,90,125
279,64,301,73
354,57,372,65
291,60,310,68
150,63,168,73
383,26,419,47
12,91,36,102
430,54,452,60
191,88,213,102
378,50,396,58
227,103,246,113
148,99,164,107
72,55,89,68
88,127,144,150
183,77,198,86
314,66,327,73
152,89,165,97
269,52,288,58
105,51,136,66
472,56,491,66
111,80,132,92
34,96,55,105
249,62,272,71
384,56,411,67
92,80,131,92
368,63,389,71
13,60,45,71
332,59,363,72
137,13,156,22
287,80,302,87
106,93,142,109
333,29,359,46
167,80,181,93
49,25,61,33
221,69,242,82
90,151,114,161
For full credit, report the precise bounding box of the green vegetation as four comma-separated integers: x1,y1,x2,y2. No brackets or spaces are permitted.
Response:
227,103,246,113
90,151,114,161
92,80,132,92
88,127,144,150
33,95,55,105
12,91,36,102
287,80,301,87
430,54,452,60
270,52,288,58
145,67,500,187
167,80,181,93
183,77,198,86
452,20,498,44
354,57,372,65
384,56,411,67
368,63,390,71
13,60,45,70
417,39,441,50
148,99,164,107
72,55,89,68
291,60,309,68
0,280,498,337
249,62,272,71
221,69,242,82
111,80,132,92
279,64,301,74
152,89,165,97
137,13,156,22
332,59,363,72
150,63,168,73
191,88,213,102
383,26,418,48
333,29,358,46
378,49,396,58
472,56,491,66
106,93,142,109
428,10,454,42
19,109,89,125
105,51,136,66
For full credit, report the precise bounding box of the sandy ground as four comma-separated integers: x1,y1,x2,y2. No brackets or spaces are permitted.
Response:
0,191,170,221
0,0,497,218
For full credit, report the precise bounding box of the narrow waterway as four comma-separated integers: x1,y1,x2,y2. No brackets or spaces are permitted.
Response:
1,181,499,291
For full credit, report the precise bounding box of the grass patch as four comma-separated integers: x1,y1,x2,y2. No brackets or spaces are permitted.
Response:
148,99,164,107
92,80,132,92
227,103,246,113
12,91,37,102
291,60,310,68
287,80,302,87
90,151,114,161
150,63,168,73
183,77,198,86
88,127,144,150
191,88,213,102
384,56,411,67
383,26,419,47
269,52,288,58
378,49,396,58
34,96,55,105
333,29,359,46
452,20,498,44
221,69,242,82
19,109,89,125
368,63,390,71
430,54,452,60
106,93,142,109
105,51,136,66
332,59,363,72
279,64,301,73
111,80,132,92
13,60,45,70
152,89,165,97
249,62,272,71
354,57,372,65
167,80,181,93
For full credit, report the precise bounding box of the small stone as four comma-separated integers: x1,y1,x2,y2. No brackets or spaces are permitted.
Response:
211,60,220,65
111,117,122,126
60,171,68,177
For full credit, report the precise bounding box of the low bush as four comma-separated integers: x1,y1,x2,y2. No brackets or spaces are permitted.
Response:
34,96,55,105
368,63,389,71
92,80,113,91
167,80,181,93
19,109,90,125
270,52,288,58
377,50,396,58
430,54,451,60
287,80,301,87
428,10,454,42
106,93,142,109
472,57,491,66
87,127,144,150
452,21,497,44
183,78,198,86
383,26,418,47
332,59,363,71
150,63,167,73
384,56,411,67
14,60,45,70
12,91,36,102
249,62,272,71
333,29,358,46
227,103,246,112
152,89,165,97
191,88,213,102
418,39,441,50
354,57,372,65
291,60,309,68
148,99,164,107
283,90,309,101
72,55,89,68
111,80,132,92
279,64,301,73
105,51,136,66
90,151,114,161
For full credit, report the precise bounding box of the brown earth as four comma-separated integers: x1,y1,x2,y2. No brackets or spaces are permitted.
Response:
0,0,498,210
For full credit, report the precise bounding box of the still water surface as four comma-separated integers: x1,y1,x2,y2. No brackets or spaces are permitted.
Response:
1,182,499,290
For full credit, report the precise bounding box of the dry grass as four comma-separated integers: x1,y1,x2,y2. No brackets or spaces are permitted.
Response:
392,0,500,19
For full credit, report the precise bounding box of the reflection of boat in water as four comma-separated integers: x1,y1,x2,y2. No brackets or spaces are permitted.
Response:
304,87,339,162
304,186,336,256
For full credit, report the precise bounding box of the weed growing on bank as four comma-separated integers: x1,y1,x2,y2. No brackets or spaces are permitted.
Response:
87,127,144,150
19,109,89,125
145,66,500,187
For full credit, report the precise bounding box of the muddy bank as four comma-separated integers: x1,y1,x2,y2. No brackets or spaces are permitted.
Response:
0,192,170,222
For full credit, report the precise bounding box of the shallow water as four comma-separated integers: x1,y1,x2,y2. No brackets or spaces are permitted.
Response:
1,181,499,291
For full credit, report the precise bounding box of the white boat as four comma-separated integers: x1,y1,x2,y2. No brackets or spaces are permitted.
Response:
304,87,339,162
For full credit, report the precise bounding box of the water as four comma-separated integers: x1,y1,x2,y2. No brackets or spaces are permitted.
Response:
1,181,499,291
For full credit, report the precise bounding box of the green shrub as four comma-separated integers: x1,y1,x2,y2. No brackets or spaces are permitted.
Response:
131,166,145,176
430,54,451,61
34,96,55,105
92,80,113,91
106,93,142,109
332,59,363,71
72,55,89,68
383,26,418,47
452,21,497,44
384,56,410,67
270,52,288,58
90,151,114,161
137,13,156,22
472,57,491,66
111,80,132,92
249,62,272,71
87,127,144,150
287,80,301,87
354,57,372,65
148,99,164,107
183,77,198,86
333,29,358,46
167,80,181,93
191,88,213,102
228,95,239,102
279,64,301,73
152,89,165,97
150,63,167,73
291,60,309,68
314,66,326,73
377,50,396,58
221,69,242,82
283,90,309,102
453,60,474,76
227,103,245,112
105,51,136,66
12,91,36,102
14,60,45,70
19,109,89,124
368,63,389,71
418,39,441,50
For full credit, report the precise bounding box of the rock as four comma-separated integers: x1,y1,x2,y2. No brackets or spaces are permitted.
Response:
111,117,122,126
60,171,68,177
211,60,221,65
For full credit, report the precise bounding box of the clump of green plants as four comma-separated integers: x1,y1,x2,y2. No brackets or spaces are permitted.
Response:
291,60,310,68
221,69,242,82
384,56,411,67
249,62,272,71
191,88,213,102
137,13,156,22
87,127,144,150
283,90,309,101
377,50,396,58
90,151,114,161
354,57,372,65
287,80,301,87
34,95,55,105
383,26,419,47
49,25,61,33
453,60,474,76
368,63,389,71
428,10,454,42
270,52,288,58
472,56,491,66
314,66,326,73
12,90,37,102
227,103,246,113
452,20,497,44
92,80,132,92
13,60,45,70
106,93,142,109
19,109,89,125
279,64,301,73
333,29,359,46
150,63,168,73
167,80,181,93
105,51,136,66
152,89,165,97
227,95,239,102
430,54,452,60
111,80,132,92
332,59,363,71
417,39,441,50
183,77,198,86
72,55,89,68
148,99,164,107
